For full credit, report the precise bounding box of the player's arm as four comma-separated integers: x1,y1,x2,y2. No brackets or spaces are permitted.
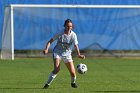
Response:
74,44,85,59
43,38,54,54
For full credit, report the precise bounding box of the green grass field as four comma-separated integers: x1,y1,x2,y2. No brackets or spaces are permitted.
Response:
0,57,140,93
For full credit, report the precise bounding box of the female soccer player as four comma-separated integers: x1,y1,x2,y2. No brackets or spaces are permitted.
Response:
43,19,85,89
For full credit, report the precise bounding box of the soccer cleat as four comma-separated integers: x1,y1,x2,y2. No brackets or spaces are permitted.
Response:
71,83,78,88
43,84,49,89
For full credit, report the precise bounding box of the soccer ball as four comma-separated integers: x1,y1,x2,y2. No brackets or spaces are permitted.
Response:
76,63,87,74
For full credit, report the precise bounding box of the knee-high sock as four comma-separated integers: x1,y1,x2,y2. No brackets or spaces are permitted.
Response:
46,73,57,85
71,76,76,83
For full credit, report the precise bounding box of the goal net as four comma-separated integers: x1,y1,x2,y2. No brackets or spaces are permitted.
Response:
2,5,140,60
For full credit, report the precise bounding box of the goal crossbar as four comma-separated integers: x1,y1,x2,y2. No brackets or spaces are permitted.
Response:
10,4,140,8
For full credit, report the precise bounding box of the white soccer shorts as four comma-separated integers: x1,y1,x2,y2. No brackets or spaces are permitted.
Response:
53,53,73,63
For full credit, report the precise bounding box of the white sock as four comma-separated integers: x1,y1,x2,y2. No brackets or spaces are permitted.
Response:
47,73,57,85
71,76,76,84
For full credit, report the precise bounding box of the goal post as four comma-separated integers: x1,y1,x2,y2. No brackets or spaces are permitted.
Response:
1,4,140,60
1,6,14,60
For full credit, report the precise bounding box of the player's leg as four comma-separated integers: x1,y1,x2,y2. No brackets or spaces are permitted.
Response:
64,56,78,88
43,53,61,89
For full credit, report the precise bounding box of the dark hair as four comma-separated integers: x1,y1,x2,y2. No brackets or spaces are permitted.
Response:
64,19,74,28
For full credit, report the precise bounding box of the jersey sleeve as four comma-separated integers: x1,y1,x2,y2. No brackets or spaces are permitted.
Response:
73,33,78,45
52,33,60,40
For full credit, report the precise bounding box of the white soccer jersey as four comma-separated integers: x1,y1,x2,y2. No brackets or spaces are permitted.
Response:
52,30,78,56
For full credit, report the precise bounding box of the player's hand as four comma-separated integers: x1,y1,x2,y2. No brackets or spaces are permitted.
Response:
43,49,48,55
78,55,85,59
